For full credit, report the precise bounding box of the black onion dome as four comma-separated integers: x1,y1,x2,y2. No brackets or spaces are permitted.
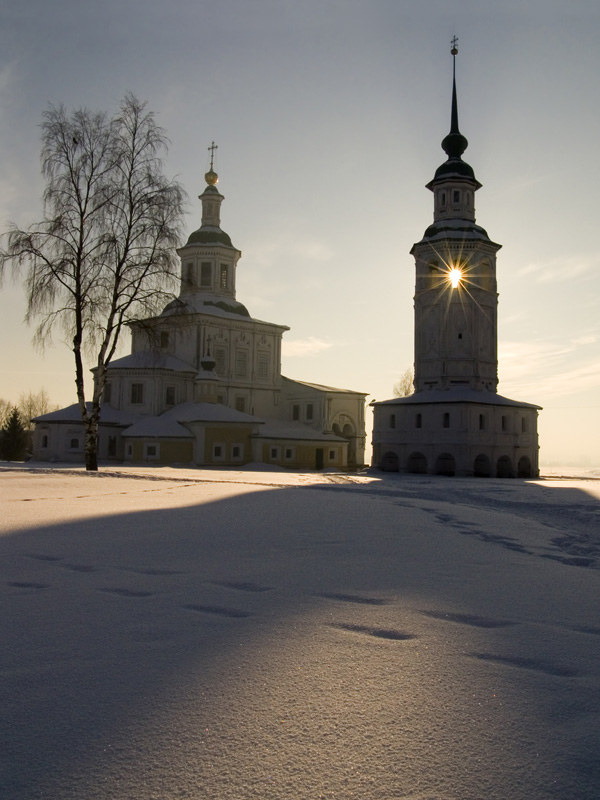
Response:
429,44,479,188
185,228,234,247
433,158,476,181
200,352,217,372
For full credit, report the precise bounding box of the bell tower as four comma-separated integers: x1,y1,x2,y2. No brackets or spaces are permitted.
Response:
372,39,541,478
411,40,501,393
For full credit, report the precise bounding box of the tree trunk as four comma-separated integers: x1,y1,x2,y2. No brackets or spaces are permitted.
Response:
84,415,99,472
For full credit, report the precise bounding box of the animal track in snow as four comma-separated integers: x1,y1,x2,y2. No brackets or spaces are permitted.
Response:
26,554,62,562
8,581,50,589
421,610,517,628
331,623,416,641
127,568,184,576
317,592,388,606
183,603,251,619
212,581,274,593
100,588,155,598
62,564,98,573
471,652,577,677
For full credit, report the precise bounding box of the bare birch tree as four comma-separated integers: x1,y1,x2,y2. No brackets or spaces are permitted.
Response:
18,388,59,430
393,367,415,397
1,94,185,470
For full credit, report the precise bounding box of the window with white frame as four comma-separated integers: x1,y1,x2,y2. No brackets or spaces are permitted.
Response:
231,444,243,461
213,443,225,461
200,262,212,287
220,263,229,290
257,351,269,379
235,349,248,378
270,446,280,460
214,346,226,376
306,403,314,422
144,443,160,460
284,447,295,461
185,262,194,287
292,404,300,421
126,443,133,457
131,383,144,404
103,382,112,404
329,449,336,461
235,397,246,413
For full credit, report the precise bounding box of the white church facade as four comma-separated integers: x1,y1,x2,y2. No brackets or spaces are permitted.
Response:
33,162,367,470
372,45,541,478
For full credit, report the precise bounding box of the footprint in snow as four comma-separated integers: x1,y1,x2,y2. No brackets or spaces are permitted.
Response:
330,623,416,641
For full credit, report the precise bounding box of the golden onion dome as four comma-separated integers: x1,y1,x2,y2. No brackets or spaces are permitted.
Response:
204,169,219,186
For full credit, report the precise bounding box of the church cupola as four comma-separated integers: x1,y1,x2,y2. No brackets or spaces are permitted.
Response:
174,143,250,317
185,142,235,249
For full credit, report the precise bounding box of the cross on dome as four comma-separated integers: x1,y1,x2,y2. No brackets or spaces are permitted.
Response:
205,141,219,186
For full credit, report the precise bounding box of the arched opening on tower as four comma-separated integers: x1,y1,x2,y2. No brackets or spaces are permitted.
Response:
496,455,514,479
435,452,456,477
407,452,428,474
473,453,491,477
380,451,400,472
517,456,533,478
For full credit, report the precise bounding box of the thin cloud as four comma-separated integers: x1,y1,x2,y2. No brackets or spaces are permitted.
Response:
282,337,333,357
518,254,599,284
500,338,600,399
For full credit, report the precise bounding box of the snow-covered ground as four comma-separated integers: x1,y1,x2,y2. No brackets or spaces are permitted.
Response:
1,464,599,799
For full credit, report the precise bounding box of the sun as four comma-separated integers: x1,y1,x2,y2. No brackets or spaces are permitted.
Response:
448,266,462,288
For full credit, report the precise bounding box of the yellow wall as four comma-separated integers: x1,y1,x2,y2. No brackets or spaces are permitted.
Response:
125,439,193,464
260,441,347,469
204,426,254,465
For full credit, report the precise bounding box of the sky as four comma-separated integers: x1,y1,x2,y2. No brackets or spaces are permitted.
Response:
0,0,599,465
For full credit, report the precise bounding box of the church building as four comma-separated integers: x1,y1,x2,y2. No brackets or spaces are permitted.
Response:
372,43,541,478
33,156,367,470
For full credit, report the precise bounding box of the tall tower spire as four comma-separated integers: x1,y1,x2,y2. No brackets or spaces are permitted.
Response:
441,37,469,160
411,40,501,393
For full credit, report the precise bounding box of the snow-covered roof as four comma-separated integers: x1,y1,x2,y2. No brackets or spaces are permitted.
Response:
122,417,194,439
163,401,263,425
158,293,289,330
253,419,347,442
120,401,264,438
33,403,144,426
107,353,196,372
282,377,368,396
374,387,542,410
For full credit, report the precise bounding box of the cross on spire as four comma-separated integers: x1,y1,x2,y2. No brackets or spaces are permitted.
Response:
208,141,218,170
451,35,458,56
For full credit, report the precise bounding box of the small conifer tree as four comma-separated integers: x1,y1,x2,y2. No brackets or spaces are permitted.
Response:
0,407,29,461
